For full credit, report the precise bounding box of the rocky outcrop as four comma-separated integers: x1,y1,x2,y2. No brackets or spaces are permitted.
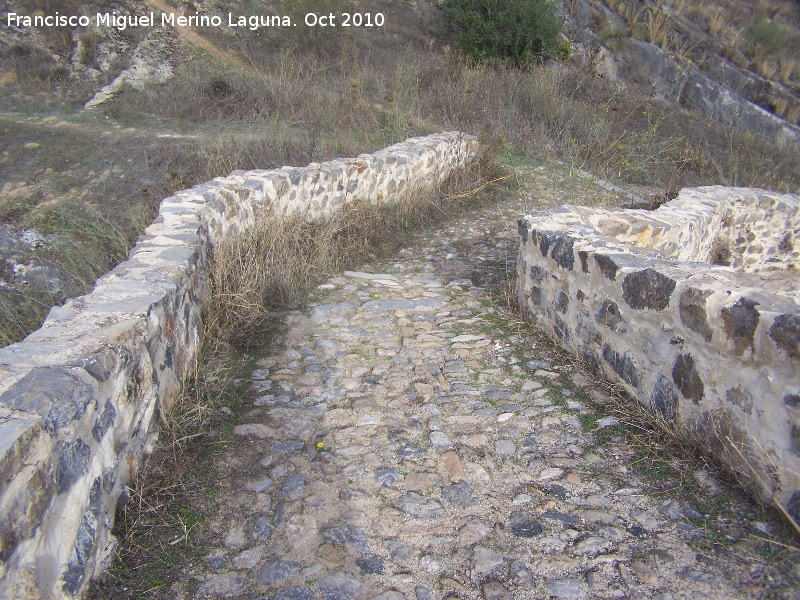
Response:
0,132,478,598
567,0,800,146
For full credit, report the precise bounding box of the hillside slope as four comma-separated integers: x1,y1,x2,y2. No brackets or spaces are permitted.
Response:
1,0,799,346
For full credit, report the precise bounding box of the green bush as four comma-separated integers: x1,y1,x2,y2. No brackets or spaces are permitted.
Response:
744,16,789,60
442,0,563,67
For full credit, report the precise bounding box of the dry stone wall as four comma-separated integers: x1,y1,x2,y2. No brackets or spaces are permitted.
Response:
0,132,477,599
516,186,800,523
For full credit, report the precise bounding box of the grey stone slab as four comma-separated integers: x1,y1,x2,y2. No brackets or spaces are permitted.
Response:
322,525,371,555
281,474,307,499
545,578,588,599
394,493,447,520
317,572,365,600
257,556,302,585
363,299,442,311
442,482,476,508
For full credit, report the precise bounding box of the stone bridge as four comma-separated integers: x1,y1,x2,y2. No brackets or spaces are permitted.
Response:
0,133,798,598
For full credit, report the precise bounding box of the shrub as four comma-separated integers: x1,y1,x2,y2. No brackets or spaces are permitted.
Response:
743,16,789,61
442,0,563,67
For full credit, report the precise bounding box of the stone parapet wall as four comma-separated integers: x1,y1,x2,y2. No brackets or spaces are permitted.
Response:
516,187,800,522
0,132,478,598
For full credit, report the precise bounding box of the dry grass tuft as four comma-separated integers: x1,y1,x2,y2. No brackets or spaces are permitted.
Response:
640,7,674,47
206,148,507,348
707,7,732,38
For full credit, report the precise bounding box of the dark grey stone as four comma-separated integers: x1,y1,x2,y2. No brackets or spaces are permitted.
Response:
355,555,385,574
510,560,535,588
658,500,685,521
683,503,703,520
602,344,640,388
248,476,272,493
622,268,675,311
535,231,552,259
415,586,432,600
674,523,706,541
1,368,94,430
550,485,570,500
75,349,118,381
394,493,447,520
682,569,724,584
527,359,552,370
205,550,225,572
484,387,513,401
528,285,545,307
594,254,618,280
273,440,304,453
56,438,92,493
530,265,548,282
679,287,713,341
450,383,480,396
62,513,96,594
395,438,424,459
251,516,273,540
198,574,249,597
509,511,544,538
375,467,400,487
443,360,466,374
384,540,415,564
785,393,800,408
518,220,529,244
555,290,570,314
545,578,588,599
442,482,476,507
769,313,800,360
257,556,303,585
672,354,704,403
92,400,116,442
363,299,442,311
578,250,589,273
595,299,625,332
482,582,512,600
627,524,648,538
651,375,678,422
786,490,800,523
273,501,286,526
721,297,760,355
541,512,579,526
552,313,570,341
281,474,306,499
268,586,314,600
322,525,371,555
317,572,364,600
551,236,575,270
726,387,753,413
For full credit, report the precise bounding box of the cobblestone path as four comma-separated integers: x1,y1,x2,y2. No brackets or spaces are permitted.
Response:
181,174,795,600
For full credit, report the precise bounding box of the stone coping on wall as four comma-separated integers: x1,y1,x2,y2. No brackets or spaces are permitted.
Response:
516,186,800,524
0,132,478,598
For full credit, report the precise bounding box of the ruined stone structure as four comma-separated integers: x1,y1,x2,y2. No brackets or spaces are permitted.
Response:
517,187,800,522
0,132,478,598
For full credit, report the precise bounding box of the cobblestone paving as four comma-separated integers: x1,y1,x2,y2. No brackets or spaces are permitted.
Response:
182,175,794,600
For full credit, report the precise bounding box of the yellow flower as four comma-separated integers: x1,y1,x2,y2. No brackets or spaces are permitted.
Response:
316,441,324,448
